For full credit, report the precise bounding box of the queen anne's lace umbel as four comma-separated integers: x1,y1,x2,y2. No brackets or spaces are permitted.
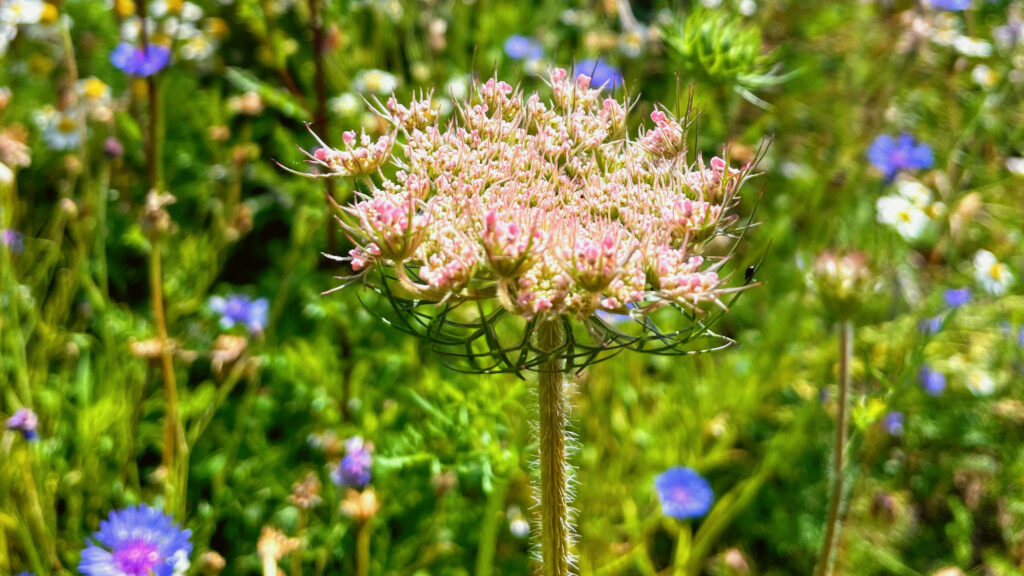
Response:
303,70,759,369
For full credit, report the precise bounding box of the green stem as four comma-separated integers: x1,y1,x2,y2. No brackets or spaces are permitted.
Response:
356,519,371,576
816,320,853,576
673,524,692,576
537,320,572,576
475,476,509,576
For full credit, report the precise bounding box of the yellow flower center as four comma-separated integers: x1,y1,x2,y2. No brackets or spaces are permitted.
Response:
83,78,107,100
57,117,77,134
41,3,58,24
989,263,1005,281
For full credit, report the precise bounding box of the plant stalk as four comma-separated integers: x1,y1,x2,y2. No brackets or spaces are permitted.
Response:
816,320,853,576
356,518,371,576
537,320,572,576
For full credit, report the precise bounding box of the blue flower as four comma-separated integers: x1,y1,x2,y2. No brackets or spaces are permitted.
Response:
943,287,971,308
504,35,543,60
919,316,943,335
573,58,623,90
1017,327,1024,349
331,437,372,489
883,411,904,437
926,0,971,10
867,134,934,180
209,294,269,334
919,366,946,397
79,505,192,576
16,572,35,576
654,466,713,519
2,228,24,254
110,43,171,77
6,408,38,441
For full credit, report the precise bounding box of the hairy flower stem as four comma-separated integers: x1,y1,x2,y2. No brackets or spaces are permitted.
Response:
816,320,853,576
537,320,572,576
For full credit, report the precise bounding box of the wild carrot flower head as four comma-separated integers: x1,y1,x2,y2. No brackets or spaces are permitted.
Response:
655,466,713,519
79,504,192,576
302,71,761,372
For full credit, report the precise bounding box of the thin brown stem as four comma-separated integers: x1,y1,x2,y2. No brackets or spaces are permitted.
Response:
816,320,853,576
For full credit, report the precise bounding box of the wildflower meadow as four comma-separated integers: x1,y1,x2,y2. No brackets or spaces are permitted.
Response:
2,0,1023,575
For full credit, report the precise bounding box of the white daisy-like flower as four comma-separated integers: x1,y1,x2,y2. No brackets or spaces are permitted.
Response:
895,179,932,210
35,106,82,151
618,25,647,58
179,33,215,60
973,249,1013,295
966,370,996,396
0,23,18,57
353,69,398,96
953,35,993,57
877,194,929,240
0,0,44,25
329,92,362,117
739,0,757,16
971,64,998,89
1006,157,1024,176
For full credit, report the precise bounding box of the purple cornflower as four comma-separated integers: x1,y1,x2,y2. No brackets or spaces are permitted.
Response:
110,42,171,77
943,287,971,308
2,228,24,254
79,504,192,576
6,408,38,440
573,58,623,90
919,316,943,335
883,411,904,437
654,466,713,519
331,437,372,489
504,35,543,60
919,366,946,396
926,0,971,10
208,294,268,334
867,134,934,180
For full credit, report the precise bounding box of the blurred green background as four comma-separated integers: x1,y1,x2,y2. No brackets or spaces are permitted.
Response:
1,0,1023,575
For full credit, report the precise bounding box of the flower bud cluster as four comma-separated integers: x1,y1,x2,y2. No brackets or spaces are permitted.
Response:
316,70,753,322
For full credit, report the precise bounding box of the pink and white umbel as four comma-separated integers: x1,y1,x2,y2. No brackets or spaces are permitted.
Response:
299,69,759,364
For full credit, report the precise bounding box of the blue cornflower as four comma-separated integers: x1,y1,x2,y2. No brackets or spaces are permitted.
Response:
654,466,713,520
16,572,35,576
867,134,934,180
1017,327,1024,349
943,287,971,308
331,437,372,489
926,0,971,10
79,505,192,576
919,366,946,396
2,228,24,254
504,35,543,60
573,58,623,90
110,42,171,77
6,408,38,441
882,411,904,437
209,294,268,334
919,316,943,335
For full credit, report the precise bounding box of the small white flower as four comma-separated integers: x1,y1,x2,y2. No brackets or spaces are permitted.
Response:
180,2,203,22
353,69,398,96
619,26,647,58
0,0,44,26
877,195,929,240
966,370,996,396
1007,157,1024,176
971,64,998,89
35,106,82,151
739,0,757,16
973,249,1013,295
180,33,216,60
445,76,468,101
329,92,362,118
0,161,14,187
953,35,993,57
895,179,932,209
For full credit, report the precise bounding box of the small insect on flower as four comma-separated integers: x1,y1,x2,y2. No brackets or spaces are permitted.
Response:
208,294,269,335
6,407,38,440
655,466,714,519
110,42,171,76
867,134,934,181
78,504,192,576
